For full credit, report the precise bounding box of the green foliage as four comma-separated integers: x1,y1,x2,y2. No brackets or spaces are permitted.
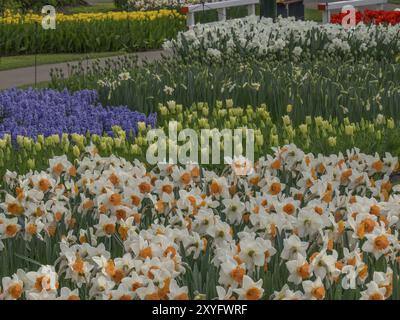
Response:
50,57,400,123
0,14,185,55
3,0,86,12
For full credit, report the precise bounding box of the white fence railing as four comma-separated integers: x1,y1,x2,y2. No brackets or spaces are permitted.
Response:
317,0,387,23
181,0,395,27
181,0,258,27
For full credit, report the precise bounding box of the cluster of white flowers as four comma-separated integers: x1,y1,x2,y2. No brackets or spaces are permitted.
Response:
1,144,400,299
163,16,400,61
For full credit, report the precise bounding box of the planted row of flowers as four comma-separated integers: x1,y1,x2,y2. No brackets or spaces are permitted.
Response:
331,9,400,26
0,144,399,299
0,9,185,55
164,16,400,63
51,56,400,123
0,88,156,175
0,89,400,178
0,89,156,141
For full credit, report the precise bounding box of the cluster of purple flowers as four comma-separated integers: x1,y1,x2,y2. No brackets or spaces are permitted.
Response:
0,89,157,142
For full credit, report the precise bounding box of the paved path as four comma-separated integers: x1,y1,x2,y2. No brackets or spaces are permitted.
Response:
0,50,166,90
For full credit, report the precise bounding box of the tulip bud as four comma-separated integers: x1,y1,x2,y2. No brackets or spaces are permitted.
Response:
136,137,146,146
62,133,69,144
17,135,23,147
286,104,293,113
52,134,60,145
345,125,354,136
167,100,176,112
255,134,264,147
314,117,323,127
23,137,32,150
282,115,291,126
72,145,80,158
37,135,44,145
35,142,42,152
27,159,35,170
387,118,395,129
271,134,279,146
376,130,382,141
115,138,122,149
219,109,228,118
100,142,107,151
367,124,374,133
63,142,70,154
299,124,308,135
328,136,337,147
159,106,168,116
131,144,141,156
134,123,144,134
376,114,385,125
226,99,234,109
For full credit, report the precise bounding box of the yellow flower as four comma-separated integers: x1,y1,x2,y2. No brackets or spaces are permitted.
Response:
328,136,337,147
345,125,354,136
0,9,183,25
299,124,308,135
387,118,395,129
72,145,81,158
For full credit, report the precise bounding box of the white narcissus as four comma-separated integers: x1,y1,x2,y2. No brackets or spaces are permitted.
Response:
360,281,386,300
164,16,400,62
233,275,264,300
0,144,400,300
286,254,312,285
361,227,394,259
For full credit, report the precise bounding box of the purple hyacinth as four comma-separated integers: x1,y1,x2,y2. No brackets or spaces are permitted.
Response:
0,88,157,143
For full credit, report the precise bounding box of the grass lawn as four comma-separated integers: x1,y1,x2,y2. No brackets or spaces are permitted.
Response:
305,8,322,22
66,2,116,14
18,81,52,90
0,52,123,71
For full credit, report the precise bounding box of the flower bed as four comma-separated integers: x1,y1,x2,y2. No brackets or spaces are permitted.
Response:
0,88,156,175
1,12,400,301
0,89,156,141
0,96,399,178
164,16,400,62
331,9,400,25
0,145,399,300
0,10,185,55
51,57,400,123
